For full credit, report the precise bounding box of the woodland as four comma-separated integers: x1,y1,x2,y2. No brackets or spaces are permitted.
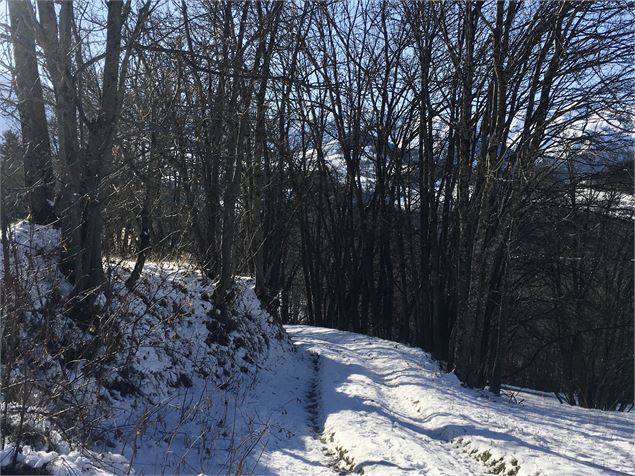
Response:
1,0,633,422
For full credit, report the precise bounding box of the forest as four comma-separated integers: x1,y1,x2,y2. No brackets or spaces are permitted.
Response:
0,1,633,474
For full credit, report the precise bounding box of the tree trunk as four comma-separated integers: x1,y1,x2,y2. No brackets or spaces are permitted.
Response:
8,0,56,225
36,0,82,282
71,0,123,310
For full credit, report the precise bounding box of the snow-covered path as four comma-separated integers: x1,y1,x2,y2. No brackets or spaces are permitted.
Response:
286,326,484,475
285,325,634,476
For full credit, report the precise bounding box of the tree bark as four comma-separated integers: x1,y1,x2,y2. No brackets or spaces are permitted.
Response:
8,0,56,225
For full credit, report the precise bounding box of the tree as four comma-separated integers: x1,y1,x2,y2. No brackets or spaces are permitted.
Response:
25,0,150,319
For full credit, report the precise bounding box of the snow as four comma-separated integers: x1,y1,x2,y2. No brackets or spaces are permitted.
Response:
0,221,305,475
287,325,635,476
2,221,632,475
0,446,130,476
226,342,334,475
114,314,333,476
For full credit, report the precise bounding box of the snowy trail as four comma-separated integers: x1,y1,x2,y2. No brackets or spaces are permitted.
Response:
285,325,635,476
287,326,484,475
239,338,337,475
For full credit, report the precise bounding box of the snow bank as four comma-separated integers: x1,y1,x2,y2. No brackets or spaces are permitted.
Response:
0,221,291,475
